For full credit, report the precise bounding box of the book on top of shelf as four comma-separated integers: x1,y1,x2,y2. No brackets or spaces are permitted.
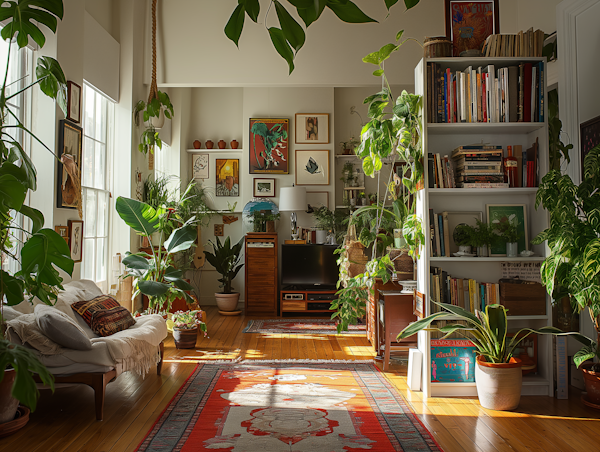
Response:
457,182,509,188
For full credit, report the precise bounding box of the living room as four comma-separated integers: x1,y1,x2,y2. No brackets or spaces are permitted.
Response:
1,0,600,451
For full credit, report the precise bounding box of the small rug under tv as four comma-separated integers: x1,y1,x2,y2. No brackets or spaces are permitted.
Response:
243,318,366,335
137,362,443,452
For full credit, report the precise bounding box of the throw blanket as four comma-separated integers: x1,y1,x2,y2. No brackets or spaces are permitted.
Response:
6,314,64,355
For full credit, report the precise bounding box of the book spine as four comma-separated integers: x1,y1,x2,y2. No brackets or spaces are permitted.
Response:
442,212,451,257
458,183,510,188
429,208,436,257
428,153,435,189
538,61,544,123
434,213,441,257
436,153,444,188
523,63,532,122
437,214,445,256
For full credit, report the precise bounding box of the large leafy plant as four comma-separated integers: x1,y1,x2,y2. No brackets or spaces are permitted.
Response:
0,0,75,411
204,236,244,294
532,144,600,370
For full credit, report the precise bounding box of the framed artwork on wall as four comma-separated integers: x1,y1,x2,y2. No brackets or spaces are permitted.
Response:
68,220,83,263
306,191,329,209
57,120,83,209
486,203,528,256
214,224,224,237
193,154,209,179
215,159,239,197
445,0,499,56
249,118,289,174
253,178,275,197
67,81,81,123
295,150,330,186
295,113,330,144
580,115,600,180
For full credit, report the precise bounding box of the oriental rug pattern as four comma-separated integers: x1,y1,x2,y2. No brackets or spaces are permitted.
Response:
243,318,366,335
137,362,443,452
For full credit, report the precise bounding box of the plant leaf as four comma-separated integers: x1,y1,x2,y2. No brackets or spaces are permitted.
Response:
294,0,327,27
164,225,197,254
224,4,245,47
326,1,377,23
36,56,68,115
243,0,260,22
0,0,63,48
274,1,306,52
122,254,150,270
19,205,44,234
137,280,170,298
115,197,162,237
268,27,295,74
0,270,24,306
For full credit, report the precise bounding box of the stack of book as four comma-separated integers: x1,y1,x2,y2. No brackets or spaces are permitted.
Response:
482,28,545,58
451,145,507,188
426,62,544,124
430,267,501,313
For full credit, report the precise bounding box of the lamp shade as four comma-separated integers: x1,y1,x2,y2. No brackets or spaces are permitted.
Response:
279,186,307,211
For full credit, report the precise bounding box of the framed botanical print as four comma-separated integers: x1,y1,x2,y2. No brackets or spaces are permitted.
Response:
57,120,83,209
580,115,600,180
295,150,330,186
67,81,81,123
295,113,330,144
215,159,239,197
68,220,83,263
445,0,499,56
486,204,528,256
253,178,275,197
193,154,209,179
249,118,289,174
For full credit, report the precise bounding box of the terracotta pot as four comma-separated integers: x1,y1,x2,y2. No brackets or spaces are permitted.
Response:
193,140,201,149
580,362,600,407
230,140,239,149
215,292,240,312
0,406,29,439
205,140,214,149
0,369,19,424
173,327,198,349
218,140,226,149
475,356,523,410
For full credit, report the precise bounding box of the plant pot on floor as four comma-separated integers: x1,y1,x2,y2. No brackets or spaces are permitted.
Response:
580,362,600,408
173,327,198,349
215,292,240,313
0,369,19,424
475,356,523,410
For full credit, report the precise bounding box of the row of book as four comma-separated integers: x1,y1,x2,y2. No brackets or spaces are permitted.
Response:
429,210,452,258
430,266,502,314
426,62,544,124
482,28,546,58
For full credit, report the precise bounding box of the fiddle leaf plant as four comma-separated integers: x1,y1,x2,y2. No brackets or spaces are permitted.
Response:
204,236,244,294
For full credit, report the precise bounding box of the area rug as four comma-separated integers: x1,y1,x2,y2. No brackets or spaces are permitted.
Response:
243,318,366,335
137,362,443,452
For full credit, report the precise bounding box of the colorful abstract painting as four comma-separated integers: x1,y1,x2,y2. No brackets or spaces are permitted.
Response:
249,118,289,174
445,0,499,56
430,339,477,382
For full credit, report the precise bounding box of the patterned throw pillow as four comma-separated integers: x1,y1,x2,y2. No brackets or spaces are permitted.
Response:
71,295,135,337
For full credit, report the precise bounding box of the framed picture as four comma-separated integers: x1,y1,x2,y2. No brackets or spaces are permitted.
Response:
67,81,81,123
486,204,528,256
54,225,69,238
580,115,600,180
214,224,224,237
414,290,424,319
295,113,330,144
57,120,83,209
295,150,330,186
249,118,289,174
430,339,477,382
193,154,209,179
306,191,329,209
253,178,275,197
445,0,499,56
445,211,483,255
67,220,83,263
215,159,239,197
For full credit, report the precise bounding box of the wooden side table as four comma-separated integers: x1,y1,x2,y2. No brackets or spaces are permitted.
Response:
245,232,278,315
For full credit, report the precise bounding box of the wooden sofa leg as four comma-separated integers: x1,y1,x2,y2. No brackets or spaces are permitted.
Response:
157,341,164,376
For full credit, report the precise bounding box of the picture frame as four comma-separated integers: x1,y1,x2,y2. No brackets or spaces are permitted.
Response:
295,150,330,186
295,113,330,144
414,290,424,319
249,118,289,174
306,191,329,209
214,224,224,237
67,220,83,263
57,120,83,209
445,0,499,57
215,159,239,197
67,81,81,123
486,204,528,256
580,115,600,180
446,211,483,255
192,154,209,179
253,178,275,197
54,225,69,238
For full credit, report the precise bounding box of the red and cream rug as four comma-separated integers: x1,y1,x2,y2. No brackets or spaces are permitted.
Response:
243,318,366,335
137,362,443,452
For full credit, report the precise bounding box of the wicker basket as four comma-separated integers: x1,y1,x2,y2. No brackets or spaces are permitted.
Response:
387,247,414,280
345,240,368,278
423,37,452,58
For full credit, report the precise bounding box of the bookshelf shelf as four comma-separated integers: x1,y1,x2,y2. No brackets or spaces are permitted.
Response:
427,123,545,135
430,256,545,262
429,188,538,196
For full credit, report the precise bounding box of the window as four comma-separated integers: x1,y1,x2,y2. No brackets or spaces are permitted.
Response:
81,84,114,291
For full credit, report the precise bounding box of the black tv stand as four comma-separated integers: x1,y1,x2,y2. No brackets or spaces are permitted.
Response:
280,286,338,316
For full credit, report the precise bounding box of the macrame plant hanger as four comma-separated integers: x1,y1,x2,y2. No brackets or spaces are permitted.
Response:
147,0,159,170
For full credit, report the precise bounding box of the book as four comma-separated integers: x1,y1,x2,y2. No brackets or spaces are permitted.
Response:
437,214,444,256
442,211,451,258
429,209,436,257
523,63,532,122
457,182,509,188
508,66,518,122
514,144,523,188
457,175,505,183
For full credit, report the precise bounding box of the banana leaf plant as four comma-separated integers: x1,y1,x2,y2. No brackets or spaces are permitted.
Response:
397,302,589,364
0,0,75,411
204,236,244,294
115,197,197,314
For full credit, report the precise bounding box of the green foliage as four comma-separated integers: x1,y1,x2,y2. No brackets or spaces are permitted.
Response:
471,219,500,249
452,224,474,247
204,236,244,294
225,0,421,72
310,206,346,243
134,91,174,156
250,209,280,232
548,89,572,171
493,221,522,244
171,310,207,334
340,161,355,184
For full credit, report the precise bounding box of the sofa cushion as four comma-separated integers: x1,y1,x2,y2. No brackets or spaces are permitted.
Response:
34,304,93,351
71,295,121,326
90,306,136,337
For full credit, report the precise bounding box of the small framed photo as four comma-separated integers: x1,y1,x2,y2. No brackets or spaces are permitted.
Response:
580,115,600,180
295,149,330,186
253,178,275,197
306,191,329,209
67,81,81,123
295,113,330,144
54,225,69,238
214,224,224,237
486,204,528,256
193,154,209,179
67,220,84,263
414,290,424,319
57,120,83,209
215,159,239,197
445,0,499,56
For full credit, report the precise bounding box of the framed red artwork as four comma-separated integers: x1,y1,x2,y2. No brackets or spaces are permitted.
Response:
249,118,289,174
445,0,499,56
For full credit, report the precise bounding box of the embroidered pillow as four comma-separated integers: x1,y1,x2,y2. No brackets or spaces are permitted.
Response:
90,306,136,337
71,295,120,327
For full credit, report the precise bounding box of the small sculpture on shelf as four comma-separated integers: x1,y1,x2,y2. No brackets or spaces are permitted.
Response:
193,140,201,149
218,140,226,149
230,140,239,149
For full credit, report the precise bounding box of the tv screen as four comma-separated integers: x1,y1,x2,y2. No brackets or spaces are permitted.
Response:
281,244,339,288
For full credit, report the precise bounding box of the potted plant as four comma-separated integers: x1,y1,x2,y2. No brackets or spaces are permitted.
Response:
167,310,207,349
471,219,499,257
453,223,474,254
204,236,244,313
493,221,521,257
340,136,360,155
397,302,585,410
532,144,600,408
340,161,355,188
310,206,346,245
250,210,280,233
0,1,74,430
357,191,367,206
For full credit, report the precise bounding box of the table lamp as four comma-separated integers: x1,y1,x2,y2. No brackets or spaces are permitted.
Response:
279,185,306,239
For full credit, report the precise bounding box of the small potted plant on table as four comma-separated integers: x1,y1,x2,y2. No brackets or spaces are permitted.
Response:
168,310,207,349
204,237,244,314
493,221,521,257
471,219,498,257
452,223,474,255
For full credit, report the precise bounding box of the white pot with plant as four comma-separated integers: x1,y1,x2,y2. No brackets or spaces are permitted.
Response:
494,222,521,258
204,237,245,314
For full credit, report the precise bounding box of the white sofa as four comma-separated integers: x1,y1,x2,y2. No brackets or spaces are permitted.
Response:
4,279,168,420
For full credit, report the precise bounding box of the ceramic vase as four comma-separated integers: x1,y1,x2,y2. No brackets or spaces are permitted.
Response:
230,140,239,149
205,140,214,149
477,245,489,257
506,242,518,257
193,140,201,149
218,140,226,149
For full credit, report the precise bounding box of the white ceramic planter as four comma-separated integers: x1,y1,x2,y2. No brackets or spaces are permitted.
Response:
215,292,240,312
506,242,518,257
475,356,522,410
477,245,489,257
315,229,327,244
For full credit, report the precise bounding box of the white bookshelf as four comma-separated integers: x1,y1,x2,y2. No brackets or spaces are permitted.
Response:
414,57,552,398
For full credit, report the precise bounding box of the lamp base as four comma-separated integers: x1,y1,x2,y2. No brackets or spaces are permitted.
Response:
291,233,299,240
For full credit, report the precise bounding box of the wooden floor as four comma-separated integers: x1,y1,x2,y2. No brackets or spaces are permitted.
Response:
2,306,599,452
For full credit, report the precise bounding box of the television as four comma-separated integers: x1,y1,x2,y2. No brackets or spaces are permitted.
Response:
281,244,339,288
